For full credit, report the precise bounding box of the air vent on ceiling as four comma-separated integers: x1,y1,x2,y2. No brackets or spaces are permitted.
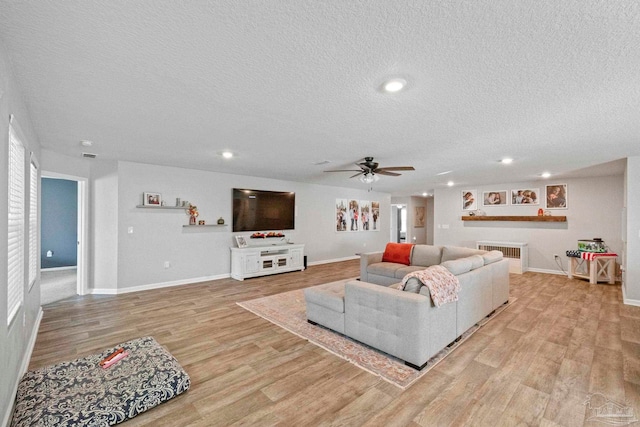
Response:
82,152,97,159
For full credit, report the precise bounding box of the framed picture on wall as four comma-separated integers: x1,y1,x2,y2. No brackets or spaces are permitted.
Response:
360,200,371,230
414,206,425,227
335,199,348,232
143,192,162,206
545,184,568,209
511,188,539,205
482,191,508,206
371,201,380,231
462,190,478,211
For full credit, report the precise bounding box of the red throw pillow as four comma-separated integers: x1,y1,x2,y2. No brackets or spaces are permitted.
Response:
382,243,414,265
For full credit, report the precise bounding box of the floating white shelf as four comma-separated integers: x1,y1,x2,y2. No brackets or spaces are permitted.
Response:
136,205,187,210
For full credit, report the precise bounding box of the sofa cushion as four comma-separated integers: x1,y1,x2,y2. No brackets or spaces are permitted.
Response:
468,255,484,270
442,257,473,275
367,262,404,278
482,250,504,265
401,277,422,293
382,243,414,265
410,245,443,267
395,265,429,279
441,246,486,262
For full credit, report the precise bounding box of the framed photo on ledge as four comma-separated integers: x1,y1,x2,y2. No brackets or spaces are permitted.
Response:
235,236,248,248
143,192,162,206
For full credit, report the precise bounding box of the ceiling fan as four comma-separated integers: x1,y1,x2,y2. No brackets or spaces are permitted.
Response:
324,157,415,183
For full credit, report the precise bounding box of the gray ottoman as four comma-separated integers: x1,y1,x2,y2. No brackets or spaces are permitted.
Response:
303,280,347,334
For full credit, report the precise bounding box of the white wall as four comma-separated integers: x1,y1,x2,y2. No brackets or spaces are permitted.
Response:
624,157,640,302
0,40,42,425
433,175,624,273
110,161,391,290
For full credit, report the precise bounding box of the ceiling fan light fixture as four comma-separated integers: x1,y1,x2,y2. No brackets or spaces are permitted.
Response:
359,173,379,184
383,78,407,93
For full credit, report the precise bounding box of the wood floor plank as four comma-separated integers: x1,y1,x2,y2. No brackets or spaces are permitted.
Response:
30,262,638,426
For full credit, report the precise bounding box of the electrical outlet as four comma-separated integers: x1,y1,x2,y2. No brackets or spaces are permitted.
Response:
164,261,170,269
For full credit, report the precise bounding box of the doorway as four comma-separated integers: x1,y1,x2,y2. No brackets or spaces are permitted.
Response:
40,172,88,303
390,204,407,243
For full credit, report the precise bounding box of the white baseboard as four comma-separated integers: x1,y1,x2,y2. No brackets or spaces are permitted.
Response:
527,268,568,276
308,255,359,266
2,308,43,427
41,266,77,272
622,286,640,307
90,273,231,295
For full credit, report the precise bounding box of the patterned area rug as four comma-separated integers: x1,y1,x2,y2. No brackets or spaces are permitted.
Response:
238,283,514,389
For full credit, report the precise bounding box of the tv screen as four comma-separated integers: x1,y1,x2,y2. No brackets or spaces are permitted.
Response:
232,189,295,232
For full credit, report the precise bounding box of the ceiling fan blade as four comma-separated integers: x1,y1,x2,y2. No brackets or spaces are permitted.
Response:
350,172,365,178
375,170,401,176
324,169,363,173
375,166,415,172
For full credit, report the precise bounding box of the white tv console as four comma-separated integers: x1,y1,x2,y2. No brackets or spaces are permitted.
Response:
230,243,305,281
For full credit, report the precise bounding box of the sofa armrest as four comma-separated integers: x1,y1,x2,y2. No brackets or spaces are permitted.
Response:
359,251,383,282
344,280,431,366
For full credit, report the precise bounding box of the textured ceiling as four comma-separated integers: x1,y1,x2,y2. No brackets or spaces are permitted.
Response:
0,0,638,195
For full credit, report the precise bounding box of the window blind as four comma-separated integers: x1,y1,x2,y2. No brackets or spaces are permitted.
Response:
28,156,38,287
7,125,25,324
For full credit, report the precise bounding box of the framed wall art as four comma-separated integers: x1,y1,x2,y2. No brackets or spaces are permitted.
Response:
482,191,508,206
545,184,568,209
462,190,478,211
511,188,539,205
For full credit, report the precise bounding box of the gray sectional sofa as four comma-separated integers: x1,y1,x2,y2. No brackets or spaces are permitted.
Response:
304,244,509,370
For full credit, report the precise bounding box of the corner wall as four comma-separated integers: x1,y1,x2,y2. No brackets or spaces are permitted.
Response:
624,157,640,303
433,175,624,273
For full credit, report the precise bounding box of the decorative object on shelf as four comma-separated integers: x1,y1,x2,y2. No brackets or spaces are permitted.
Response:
175,198,181,207
544,210,551,216
186,204,198,225
250,232,285,238
198,220,205,225
143,192,162,206
235,235,248,248
217,217,225,225
538,208,543,216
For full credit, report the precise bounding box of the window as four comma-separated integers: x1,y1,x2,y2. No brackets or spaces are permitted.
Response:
29,156,38,288
7,124,25,324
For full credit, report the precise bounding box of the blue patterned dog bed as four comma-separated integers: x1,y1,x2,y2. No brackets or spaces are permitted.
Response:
11,336,190,427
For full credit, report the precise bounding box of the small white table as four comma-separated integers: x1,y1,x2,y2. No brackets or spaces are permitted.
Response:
568,254,617,284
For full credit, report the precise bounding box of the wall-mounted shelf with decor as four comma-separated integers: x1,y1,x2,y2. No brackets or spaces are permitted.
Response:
136,205,187,210
461,215,567,222
182,224,228,228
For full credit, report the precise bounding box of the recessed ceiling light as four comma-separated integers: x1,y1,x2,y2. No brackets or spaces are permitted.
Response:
80,140,93,147
541,172,551,178
221,151,233,159
500,158,513,164
422,192,428,197
447,181,454,187
383,78,407,93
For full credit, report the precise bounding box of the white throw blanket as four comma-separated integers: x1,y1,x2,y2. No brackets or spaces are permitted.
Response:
401,265,460,307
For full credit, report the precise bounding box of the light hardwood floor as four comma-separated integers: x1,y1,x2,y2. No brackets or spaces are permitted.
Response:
30,261,640,426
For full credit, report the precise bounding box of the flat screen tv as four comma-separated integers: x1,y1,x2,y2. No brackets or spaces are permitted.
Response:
232,188,295,232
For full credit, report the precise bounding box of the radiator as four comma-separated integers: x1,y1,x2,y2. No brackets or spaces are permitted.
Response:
476,241,528,274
